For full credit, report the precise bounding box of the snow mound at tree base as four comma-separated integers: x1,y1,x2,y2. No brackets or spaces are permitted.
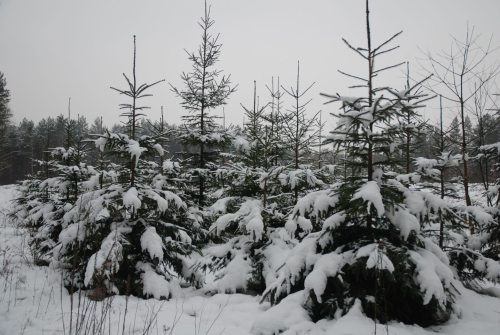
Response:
251,282,500,335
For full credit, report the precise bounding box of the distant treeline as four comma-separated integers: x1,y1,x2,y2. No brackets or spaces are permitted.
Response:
0,115,185,185
1,112,499,186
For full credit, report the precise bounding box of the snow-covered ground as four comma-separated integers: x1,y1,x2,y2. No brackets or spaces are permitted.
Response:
1,184,499,335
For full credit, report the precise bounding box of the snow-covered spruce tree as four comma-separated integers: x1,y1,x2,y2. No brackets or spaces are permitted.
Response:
29,148,96,261
264,76,287,167
396,64,429,176
11,170,51,265
54,36,201,300
476,142,500,263
194,82,293,294
142,110,208,245
276,62,333,239
238,81,269,171
11,117,55,236
13,109,96,266
194,72,331,295
170,1,236,209
87,116,109,189
144,108,168,174
314,110,334,170
279,62,325,207
259,1,463,328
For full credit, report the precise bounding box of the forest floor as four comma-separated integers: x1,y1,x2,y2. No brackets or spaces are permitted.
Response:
0,184,500,335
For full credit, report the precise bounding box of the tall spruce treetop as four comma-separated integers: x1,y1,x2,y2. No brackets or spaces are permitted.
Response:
170,1,236,207
239,81,268,170
111,36,164,188
281,62,322,205
264,77,287,167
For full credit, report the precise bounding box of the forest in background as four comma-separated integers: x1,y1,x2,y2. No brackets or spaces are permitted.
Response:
1,95,500,188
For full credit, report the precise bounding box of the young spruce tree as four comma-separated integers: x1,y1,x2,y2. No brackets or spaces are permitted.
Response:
195,82,292,295
170,1,236,209
261,1,464,327
54,37,201,300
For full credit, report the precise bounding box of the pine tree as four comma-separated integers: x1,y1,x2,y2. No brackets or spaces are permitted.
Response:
170,0,236,208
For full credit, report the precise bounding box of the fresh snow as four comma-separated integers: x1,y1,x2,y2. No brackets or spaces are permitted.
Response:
386,206,420,240
136,262,171,299
304,253,345,303
153,143,165,157
123,186,141,208
352,180,385,217
141,227,164,261
365,245,395,272
408,248,454,306
1,184,500,335
210,198,264,240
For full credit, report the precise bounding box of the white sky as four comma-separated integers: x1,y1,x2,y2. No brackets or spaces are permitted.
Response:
0,0,499,129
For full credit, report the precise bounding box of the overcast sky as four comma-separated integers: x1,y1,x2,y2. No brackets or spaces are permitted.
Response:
1,0,499,129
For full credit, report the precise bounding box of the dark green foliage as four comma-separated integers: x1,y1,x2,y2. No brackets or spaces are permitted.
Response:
313,226,454,326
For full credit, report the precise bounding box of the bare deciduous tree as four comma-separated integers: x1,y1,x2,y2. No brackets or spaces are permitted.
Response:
418,25,499,233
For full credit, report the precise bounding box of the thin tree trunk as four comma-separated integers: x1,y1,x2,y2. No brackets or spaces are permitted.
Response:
130,36,137,189
366,0,373,228
439,95,445,248
460,93,473,233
